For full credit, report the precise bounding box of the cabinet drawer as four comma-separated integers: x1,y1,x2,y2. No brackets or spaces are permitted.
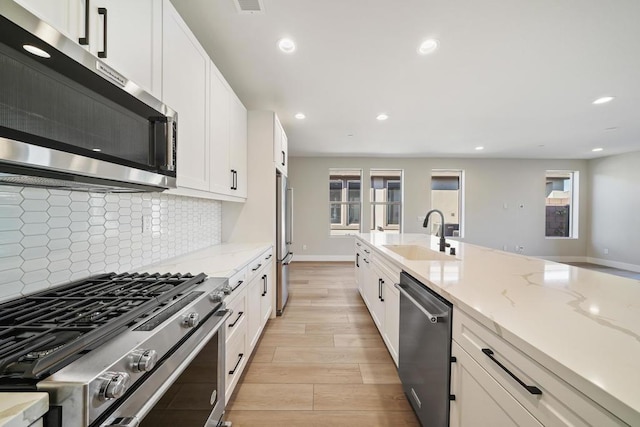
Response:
227,267,247,297
453,309,625,427
245,248,273,283
225,318,247,404
225,290,247,343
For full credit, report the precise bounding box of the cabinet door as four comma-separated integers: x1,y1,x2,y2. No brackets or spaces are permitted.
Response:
273,115,283,168
260,263,275,327
280,129,288,175
94,0,162,97
209,66,231,196
229,91,248,198
246,275,262,351
450,342,543,427
368,270,384,331
382,279,399,366
162,0,209,191
13,0,83,42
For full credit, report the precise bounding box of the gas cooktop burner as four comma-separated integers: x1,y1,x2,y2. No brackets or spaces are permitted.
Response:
0,272,206,380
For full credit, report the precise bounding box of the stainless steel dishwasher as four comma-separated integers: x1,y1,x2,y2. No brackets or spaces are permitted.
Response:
395,271,453,427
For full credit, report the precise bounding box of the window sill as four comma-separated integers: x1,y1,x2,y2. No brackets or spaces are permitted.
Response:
545,236,579,240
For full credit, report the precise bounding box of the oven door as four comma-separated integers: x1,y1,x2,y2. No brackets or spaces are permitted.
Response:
98,309,231,427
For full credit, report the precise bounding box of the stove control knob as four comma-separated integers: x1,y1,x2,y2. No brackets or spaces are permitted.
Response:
221,283,233,295
99,372,130,400
209,290,225,303
130,349,158,373
183,312,200,328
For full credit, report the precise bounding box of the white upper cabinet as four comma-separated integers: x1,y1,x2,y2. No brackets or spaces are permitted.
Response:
209,66,231,195
14,0,162,97
162,0,210,192
273,116,288,176
209,63,248,200
229,91,248,199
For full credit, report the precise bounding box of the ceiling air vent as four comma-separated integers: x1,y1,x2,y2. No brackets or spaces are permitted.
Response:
234,0,264,14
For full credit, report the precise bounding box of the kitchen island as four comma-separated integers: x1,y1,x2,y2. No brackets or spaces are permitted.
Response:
355,233,639,426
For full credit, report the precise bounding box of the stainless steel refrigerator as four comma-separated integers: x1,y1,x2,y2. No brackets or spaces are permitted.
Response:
276,172,293,315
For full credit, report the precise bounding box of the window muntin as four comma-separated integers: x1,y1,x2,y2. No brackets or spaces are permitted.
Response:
329,169,362,235
370,170,403,233
545,171,578,238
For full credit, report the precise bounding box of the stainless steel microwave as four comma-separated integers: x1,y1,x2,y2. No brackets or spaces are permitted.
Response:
0,2,177,192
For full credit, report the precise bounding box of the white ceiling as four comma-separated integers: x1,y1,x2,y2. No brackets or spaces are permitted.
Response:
170,0,640,159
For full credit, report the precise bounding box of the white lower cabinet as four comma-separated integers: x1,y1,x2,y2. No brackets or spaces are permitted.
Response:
223,248,273,402
452,309,626,427
450,341,543,427
355,240,401,366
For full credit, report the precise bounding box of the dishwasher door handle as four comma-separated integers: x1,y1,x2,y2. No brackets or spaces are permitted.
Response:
395,283,444,324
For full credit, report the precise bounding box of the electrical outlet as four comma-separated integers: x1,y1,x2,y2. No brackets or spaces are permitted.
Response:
604,248,609,255
503,245,508,251
515,245,525,253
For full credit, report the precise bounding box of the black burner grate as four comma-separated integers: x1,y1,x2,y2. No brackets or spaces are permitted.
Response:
0,272,206,380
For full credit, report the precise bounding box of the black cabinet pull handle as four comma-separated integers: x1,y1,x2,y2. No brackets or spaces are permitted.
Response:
380,278,384,302
231,280,243,292
364,249,370,254
265,254,272,260
228,311,244,327
251,263,261,271
356,253,359,268
230,170,235,190
481,348,542,395
261,274,267,296
97,7,107,58
282,150,285,166
228,353,244,375
364,259,369,264
79,0,90,45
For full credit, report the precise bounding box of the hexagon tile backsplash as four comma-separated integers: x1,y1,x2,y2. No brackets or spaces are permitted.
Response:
0,186,222,302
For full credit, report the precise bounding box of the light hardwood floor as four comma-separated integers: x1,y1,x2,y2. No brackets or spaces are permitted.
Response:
225,262,419,426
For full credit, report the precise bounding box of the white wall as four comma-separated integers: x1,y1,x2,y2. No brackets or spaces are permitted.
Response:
288,157,588,259
587,151,640,270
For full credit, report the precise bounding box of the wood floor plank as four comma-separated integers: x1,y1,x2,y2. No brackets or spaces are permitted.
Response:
359,364,402,384
348,312,375,323
305,322,378,335
243,363,362,384
224,410,420,427
334,334,386,348
259,334,334,347
227,384,314,410
250,345,275,363
313,384,412,411
263,322,306,335
273,346,393,364
282,312,350,323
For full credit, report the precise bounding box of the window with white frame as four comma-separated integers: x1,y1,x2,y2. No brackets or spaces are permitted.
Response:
370,169,403,233
430,170,464,237
545,171,578,238
329,169,362,236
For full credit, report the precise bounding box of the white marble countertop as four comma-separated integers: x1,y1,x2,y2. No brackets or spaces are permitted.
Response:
139,242,272,278
0,393,48,427
356,233,640,425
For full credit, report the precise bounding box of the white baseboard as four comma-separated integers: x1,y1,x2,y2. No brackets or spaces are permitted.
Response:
586,257,640,273
539,256,588,263
292,255,354,262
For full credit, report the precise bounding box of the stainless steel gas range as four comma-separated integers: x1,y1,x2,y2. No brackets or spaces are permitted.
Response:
0,272,233,427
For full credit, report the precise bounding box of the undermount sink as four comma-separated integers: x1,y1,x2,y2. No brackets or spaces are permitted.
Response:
383,244,459,261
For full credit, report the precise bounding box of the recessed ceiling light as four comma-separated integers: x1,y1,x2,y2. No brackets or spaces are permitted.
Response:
347,133,354,137
475,146,484,151
592,96,614,105
294,113,306,120
92,148,102,152
278,38,296,53
376,114,389,121
592,148,603,152
417,39,439,55
604,127,618,131
23,44,50,58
